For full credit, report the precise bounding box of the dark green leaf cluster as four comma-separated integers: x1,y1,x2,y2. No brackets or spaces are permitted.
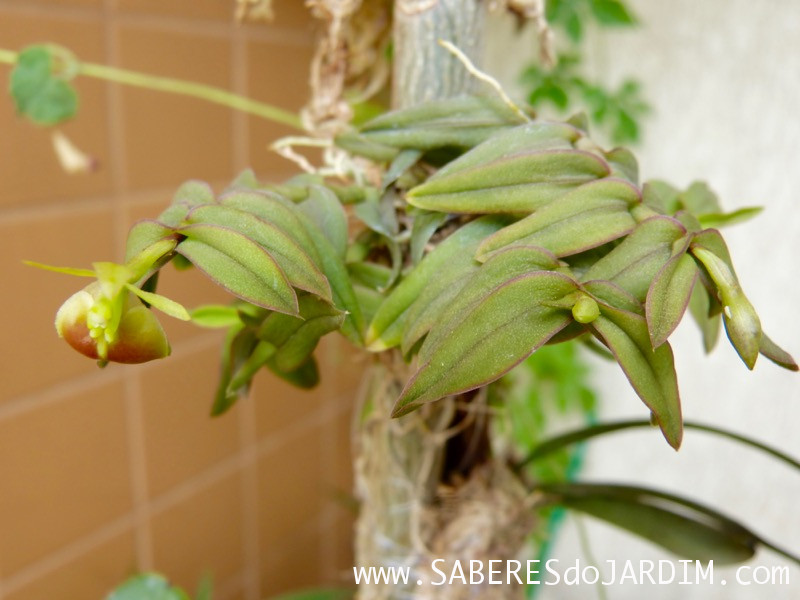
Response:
521,56,649,145
518,0,646,144
547,0,637,44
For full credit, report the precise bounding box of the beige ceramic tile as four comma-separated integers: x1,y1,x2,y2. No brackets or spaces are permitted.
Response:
4,530,137,600
138,345,241,498
328,512,356,584
261,525,324,597
0,13,113,207
150,471,245,592
0,206,116,403
251,365,325,441
245,37,314,177
0,379,133,575
116,25,235,190
257,426,323,549
115,0,234,22
0,0,104,8
267,0,317,33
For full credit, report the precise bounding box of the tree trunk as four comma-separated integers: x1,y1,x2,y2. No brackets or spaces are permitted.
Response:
352,3,537,597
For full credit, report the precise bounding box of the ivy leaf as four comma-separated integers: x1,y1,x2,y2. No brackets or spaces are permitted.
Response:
589,0,637,26
10,45,79,126
107,573,189,600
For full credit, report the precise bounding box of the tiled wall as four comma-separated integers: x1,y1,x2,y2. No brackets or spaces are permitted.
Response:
0,2,361,599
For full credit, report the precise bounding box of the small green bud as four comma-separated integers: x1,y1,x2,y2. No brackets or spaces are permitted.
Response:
572,294,600,324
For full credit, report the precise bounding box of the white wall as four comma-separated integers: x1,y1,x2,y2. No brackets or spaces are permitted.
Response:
488,2,800,597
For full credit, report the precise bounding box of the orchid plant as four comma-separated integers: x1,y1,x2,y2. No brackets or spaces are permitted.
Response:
5,7,800,594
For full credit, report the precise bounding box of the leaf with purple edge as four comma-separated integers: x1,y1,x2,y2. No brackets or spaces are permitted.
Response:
407,149,610,214
582,215,687,301
185,204,332,302
475,178,639,260
590,303,682,449
691,245,761,369
177,224,297,315
646,251,698,347
759,333,798,372
688,284,721,353
405,245,562,357
393,271,577,417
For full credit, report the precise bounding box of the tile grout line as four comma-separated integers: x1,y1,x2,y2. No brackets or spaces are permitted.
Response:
122,371,155,571
231,21,262,600
1,453,249,596
0,332,222,422
1,514,136,596
0,391,352,598
237,395,261,600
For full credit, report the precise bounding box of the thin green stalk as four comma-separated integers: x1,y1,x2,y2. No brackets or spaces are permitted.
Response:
0,48,303,130
575,517,608,600
515,419,800,472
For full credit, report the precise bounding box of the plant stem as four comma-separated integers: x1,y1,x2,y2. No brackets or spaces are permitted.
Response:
0,48,303,130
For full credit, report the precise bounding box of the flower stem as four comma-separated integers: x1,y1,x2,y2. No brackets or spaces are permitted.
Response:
0,47,303,130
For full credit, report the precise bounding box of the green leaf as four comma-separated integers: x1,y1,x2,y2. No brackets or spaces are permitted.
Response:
759,333,798,371
583,215,688,300
297,185,349,259
642,180,680,214
394,271,577,416
190,304,243,328
210,322,249,416
519,419,800,473
227,339,276,395
381,148,422,190
409,211,448,266
297,214,364,345
10,45,78,126
260,296,344,372
697,206,763,229
582,280,644,316
541,483,759,565
124,220,176,263
687,283,721,353
414,245,562,359
691,245,761,369
590,0,637,26
107,573,190,600
603,147,639,183
172,179,215,207
185,204,332,302
590,304,682,448
22,260,95,278
125,284,190,321
177,224,297,315
218,190,321,263
267,587,354,600
266,355,320,389
679,181,721,215
475,178,639,260
645,251,698,347
366,216,508,351
408,149,610,214
432,121,580,180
